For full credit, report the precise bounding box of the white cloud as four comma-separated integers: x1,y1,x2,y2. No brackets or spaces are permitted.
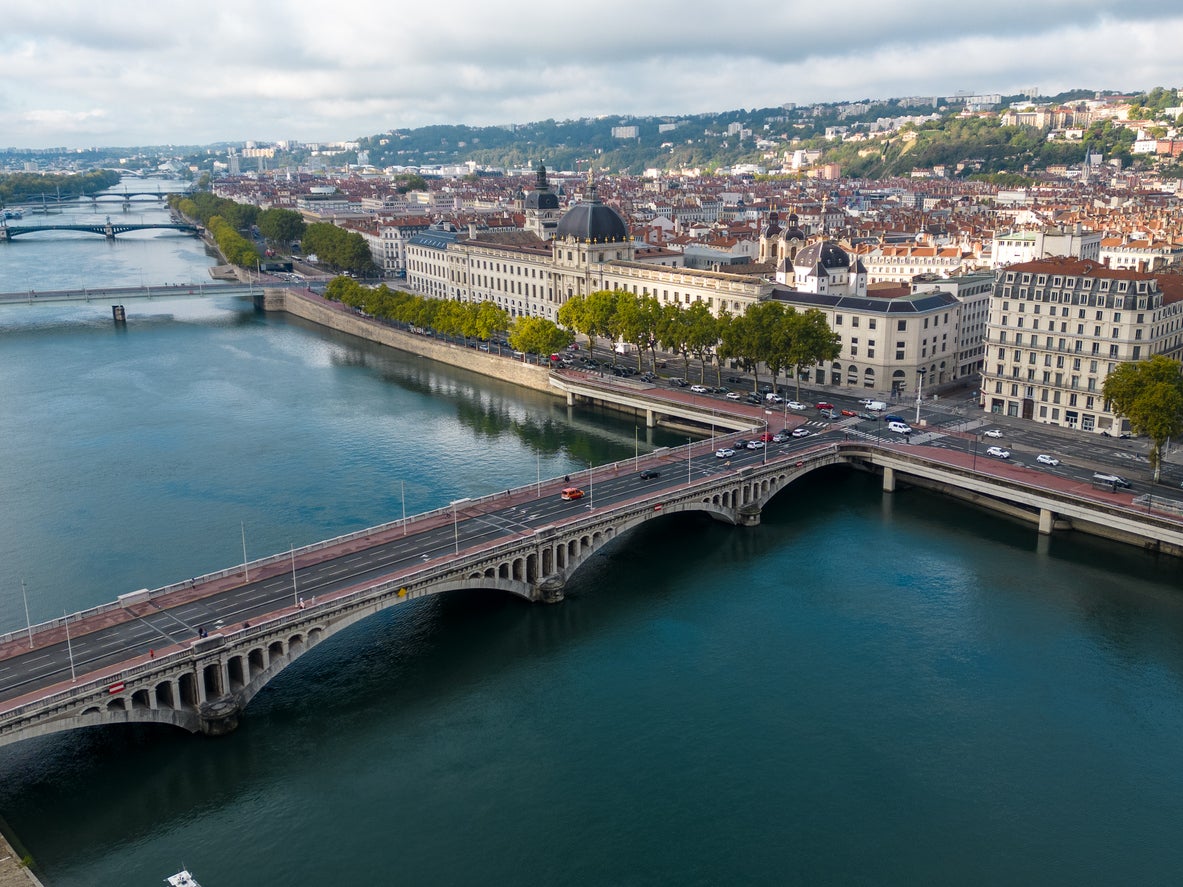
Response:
2,1,1182,148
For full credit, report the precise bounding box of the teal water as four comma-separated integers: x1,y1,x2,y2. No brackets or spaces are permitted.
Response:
2,222,1183,886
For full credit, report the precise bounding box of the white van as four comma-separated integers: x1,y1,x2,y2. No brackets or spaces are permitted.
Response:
887,421,912,434
864,400,887,412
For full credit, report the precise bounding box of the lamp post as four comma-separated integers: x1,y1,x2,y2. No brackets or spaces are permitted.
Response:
915,368,927,426
290,543,299,608
635,426,639,472
971,433,978,471
401,479,407,535
241,521,249,581
588,464,594,510
20,579,33,648
687,437,692,484
63,611,76,683
451,498,471,554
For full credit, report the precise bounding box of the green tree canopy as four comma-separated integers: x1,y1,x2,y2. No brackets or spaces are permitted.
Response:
257,207,306,247
1102,355,1183,482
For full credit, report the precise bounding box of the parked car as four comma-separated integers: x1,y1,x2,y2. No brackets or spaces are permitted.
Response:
639,470,661,480
983,429,1003,438
715,448,735,458
670,378,689,387
690,384,709,393
560,487,585,500
726,391,742,400
786,401,808,411
745,394,763,405
986,446,1011,459
727,376,746,384
791,428,810,438
1035,454,1060,466
887,421,912,435
857,412,876,420
765,393,784,404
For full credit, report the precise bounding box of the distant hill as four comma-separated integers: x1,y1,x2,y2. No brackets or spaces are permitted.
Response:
354,87,1177,178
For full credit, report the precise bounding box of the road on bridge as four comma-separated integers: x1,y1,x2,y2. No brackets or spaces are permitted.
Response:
0,429,837,709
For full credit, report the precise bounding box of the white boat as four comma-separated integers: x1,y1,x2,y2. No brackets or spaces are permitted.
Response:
165,871,201,887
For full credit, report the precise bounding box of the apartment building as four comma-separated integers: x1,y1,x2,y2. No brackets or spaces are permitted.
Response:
980,258,1183,433
912,271,995,380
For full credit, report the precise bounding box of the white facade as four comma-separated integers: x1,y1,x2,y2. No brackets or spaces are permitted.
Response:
980,258,1183,432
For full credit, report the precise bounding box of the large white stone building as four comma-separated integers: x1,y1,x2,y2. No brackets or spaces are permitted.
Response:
980,257,1183,433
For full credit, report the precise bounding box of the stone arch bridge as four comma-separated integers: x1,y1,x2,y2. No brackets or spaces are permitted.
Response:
2,441,1180,749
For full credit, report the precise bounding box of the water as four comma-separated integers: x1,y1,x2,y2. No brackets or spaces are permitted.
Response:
2,189,1183,886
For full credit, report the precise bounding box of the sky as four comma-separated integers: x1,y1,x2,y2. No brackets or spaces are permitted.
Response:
3,1,1183,150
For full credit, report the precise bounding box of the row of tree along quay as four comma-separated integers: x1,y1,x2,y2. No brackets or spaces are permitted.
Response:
1102,354,1183,484
320,275,844,398
0,169,121,205
558,290,841,398
168,194,375,276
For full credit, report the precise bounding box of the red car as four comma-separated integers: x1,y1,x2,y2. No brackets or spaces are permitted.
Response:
816,402,834,411
840,408,858,417
758,431,774,442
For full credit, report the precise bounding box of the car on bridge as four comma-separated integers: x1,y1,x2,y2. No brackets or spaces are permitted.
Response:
772,432,789,442
561,487,585,500
1036,454,1061,466
983,429,1003,438
791,428,810,438
747,440,765,449
715,448,735,458
986,446,1011,459
639,470,662,480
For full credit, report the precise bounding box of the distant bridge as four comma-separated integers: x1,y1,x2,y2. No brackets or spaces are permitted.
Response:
0,282,287,306
1,220,199,241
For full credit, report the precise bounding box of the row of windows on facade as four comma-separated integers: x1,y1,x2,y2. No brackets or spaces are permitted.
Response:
998,301,1162,325
991,380,1107,410
1004,271,1155,294
995,333,1141,357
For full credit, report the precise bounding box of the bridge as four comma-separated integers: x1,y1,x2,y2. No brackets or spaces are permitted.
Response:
1,219,199,241
2,432,1181,750
0,282,279,306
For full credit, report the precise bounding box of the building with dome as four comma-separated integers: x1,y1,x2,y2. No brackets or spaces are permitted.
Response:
406,175,758,323
523,162,561,240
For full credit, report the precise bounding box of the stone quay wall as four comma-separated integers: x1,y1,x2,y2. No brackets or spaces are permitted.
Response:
267,288,554,395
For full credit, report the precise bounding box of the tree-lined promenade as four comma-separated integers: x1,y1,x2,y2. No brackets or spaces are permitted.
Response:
322,276,843,396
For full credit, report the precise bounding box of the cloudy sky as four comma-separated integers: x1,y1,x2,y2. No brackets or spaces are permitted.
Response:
4,1,1182,149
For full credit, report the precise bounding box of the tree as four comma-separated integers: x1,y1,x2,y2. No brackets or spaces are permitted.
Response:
786,310,841,399
509,316,572,358
1102,355,1183,483
257,208,306,248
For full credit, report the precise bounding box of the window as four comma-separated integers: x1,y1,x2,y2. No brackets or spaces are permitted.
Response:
897,320,907,331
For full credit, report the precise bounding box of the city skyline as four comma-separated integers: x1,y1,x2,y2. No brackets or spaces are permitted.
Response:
3,1,1183,149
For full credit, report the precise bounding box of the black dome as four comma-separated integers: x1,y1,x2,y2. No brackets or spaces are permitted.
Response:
556,200,629,242
795,240,850,270
524,190,559,210
763,211,782,238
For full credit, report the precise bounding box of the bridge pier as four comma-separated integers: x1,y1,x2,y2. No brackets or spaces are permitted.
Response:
536,574,565,603
1038,507,1054,535
646,408,657,429
198,696,243,737
735,504,762,527
883,466,897,492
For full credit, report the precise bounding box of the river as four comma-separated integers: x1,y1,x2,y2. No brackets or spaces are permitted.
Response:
1,183,1183,886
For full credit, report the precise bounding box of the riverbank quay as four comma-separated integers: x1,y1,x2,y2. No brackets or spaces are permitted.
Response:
269,286,554,394
0,831,42,887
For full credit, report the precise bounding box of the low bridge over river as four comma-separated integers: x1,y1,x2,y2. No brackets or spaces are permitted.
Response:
2,436,1181,750
1,219,198,241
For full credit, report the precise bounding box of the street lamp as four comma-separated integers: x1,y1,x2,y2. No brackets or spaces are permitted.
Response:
687,437,692,483
451,498,470,554
290,543,299,607
914,368,927,426
241,521,249,581
20,579,33,648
